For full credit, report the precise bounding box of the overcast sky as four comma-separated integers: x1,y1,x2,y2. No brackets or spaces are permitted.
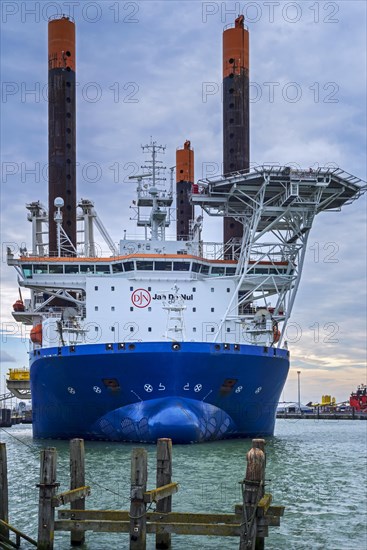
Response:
0,0,366,403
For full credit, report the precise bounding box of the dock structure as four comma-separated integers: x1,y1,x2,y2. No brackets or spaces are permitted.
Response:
0,438,284,549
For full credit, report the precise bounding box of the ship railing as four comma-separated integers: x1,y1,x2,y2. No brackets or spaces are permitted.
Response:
223,21,249,31
48,14,75,23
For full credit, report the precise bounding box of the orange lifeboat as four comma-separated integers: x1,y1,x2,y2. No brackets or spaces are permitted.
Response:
13,300,25,312
30,323,42,345
272,323,281,343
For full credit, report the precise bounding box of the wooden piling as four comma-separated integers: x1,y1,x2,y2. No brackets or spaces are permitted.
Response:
251,439,266,500
240,439,266,550
37,448,58,550
156,438,173,549
130,448,148,550
70,439,85,546
0,443,9,540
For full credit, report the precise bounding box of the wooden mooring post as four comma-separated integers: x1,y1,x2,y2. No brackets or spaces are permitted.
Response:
0,442,9,541
240,439,266,550
156,438,172,549
37,447,58,550
129,448,148,549
70,438,85,546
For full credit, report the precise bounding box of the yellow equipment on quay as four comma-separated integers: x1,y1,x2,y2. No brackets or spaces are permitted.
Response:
6,368,31,399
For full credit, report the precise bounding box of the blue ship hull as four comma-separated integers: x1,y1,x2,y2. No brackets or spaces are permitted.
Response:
30,341,289,443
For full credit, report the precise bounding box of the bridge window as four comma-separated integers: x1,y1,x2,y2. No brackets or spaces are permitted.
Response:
200,265,210,275
112,263,124,273
137,261,153,270
155,261,172,271
269,267,286,274
80,265,95,274
65,265,79,274
225,267,236,275
211,266,225,276
49,265,63,274
192,263,200,273
96,265,111,274
124,261,135,272
34,264,48,274
22,265,32,278
173,262,190,271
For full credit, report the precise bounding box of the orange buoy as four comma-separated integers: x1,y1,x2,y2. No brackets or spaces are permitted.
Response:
30,323,42,345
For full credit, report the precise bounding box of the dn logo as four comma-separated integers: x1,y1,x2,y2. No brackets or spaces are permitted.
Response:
131,288,151,308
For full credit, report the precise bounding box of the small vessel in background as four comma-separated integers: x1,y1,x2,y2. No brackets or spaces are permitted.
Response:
349,384,367,411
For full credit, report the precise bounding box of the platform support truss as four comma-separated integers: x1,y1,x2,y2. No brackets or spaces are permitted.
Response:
192,166,366,345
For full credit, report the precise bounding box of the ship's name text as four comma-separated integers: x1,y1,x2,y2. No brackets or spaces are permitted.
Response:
152,293,193,301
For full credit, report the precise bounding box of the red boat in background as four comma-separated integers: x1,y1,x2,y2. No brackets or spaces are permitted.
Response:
349,384,367,411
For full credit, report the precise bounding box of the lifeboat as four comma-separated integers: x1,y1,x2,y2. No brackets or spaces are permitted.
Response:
30,323,42,345
272,322,281,343
13,300,25,312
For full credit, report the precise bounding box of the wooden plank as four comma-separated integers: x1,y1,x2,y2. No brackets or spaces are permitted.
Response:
0,532,16,550
258,515,280,527
144,482,178,504
52,487,91,507
0,519,37,546
70,439,85,546
130,448,147,549
156,438,172,550
55,519,242,536
0,443,8,540
58,510,242,524
37,448,57,550
268,505,285,517
235,504,285,518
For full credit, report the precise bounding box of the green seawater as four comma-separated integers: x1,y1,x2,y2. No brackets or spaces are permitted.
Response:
1,419,366,549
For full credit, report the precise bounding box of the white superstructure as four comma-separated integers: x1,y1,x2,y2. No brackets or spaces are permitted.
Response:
7,144,366,352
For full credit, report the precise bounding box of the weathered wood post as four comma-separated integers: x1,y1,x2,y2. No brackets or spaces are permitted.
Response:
0,443,9,540
130,448,148,550
239,439,266,550
70,439,85,546
156,438,172,549
251,439,266,550
38,447,58,550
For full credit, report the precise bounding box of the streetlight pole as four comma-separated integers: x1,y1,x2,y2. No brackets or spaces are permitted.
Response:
297,370,301,412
